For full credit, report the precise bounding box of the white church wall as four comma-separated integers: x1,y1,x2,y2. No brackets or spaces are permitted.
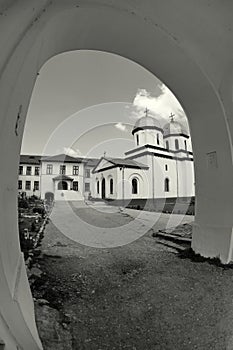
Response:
127,169,149,199
153,156,178,198
93,168,118,199
177,160,195,197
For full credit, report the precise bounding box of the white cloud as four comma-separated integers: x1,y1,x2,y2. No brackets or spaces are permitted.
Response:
115,122,127,132
63,147,82,157
131,85,188,129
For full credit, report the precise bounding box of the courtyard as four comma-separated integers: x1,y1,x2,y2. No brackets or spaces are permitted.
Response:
31,201,233,350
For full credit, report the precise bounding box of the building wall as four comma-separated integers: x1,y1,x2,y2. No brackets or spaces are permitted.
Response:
40,161,85,199
18,163,40,197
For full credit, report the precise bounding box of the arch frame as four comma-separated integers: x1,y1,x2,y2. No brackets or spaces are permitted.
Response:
0,1,233,349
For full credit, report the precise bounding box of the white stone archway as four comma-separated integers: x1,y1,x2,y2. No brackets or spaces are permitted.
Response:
0,1,233,349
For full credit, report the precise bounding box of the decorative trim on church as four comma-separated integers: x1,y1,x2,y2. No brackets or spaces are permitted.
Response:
132,125,164,135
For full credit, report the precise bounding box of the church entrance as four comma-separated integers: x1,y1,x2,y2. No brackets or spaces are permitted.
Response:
101,178,106,199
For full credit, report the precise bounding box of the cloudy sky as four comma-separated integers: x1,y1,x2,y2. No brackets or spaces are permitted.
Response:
22,50,188,158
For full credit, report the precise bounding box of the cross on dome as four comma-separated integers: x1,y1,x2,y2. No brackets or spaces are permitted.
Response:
144,107,149,117
169,112,175,122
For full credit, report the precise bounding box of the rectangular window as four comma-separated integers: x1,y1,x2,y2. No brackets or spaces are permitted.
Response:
35,166,40,176
26,166,31,175
34,181,39,191
46,164,53,175
85,183,90,192
25,181,31,190
18,180,22,190
19,166,23,175
165,164,168,171
73,165,79,175
157,133,160,145
60,165,66,175
85,169,90,178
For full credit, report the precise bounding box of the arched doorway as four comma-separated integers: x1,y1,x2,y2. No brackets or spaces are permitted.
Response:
57,181,68,190
0,2,233,349
45,192,54,202
102,178,106,199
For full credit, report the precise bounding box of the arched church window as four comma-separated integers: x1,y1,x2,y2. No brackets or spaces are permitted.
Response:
166,141,169,150
136,134,139,146
132,178,138,194
164,178,170,192
175,139,179,150
97,180,99,194
157,133,160,145
110,178,113,194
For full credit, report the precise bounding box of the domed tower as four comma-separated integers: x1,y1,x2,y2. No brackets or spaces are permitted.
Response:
163,114,191,153
132,108,164,147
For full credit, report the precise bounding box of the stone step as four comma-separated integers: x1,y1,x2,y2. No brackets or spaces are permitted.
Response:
156,239,188,252
154,231,192,244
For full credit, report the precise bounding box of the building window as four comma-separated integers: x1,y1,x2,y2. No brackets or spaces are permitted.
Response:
25,181,31,190
26,166,31,175
166,141,169,150
97,180,99,194
165,164,168,171
34,181,39,191
58,181,67,190
35,167,40,176
19,166,23,175
73,166,79,175
132,178,138,194
175,139,179,150
85,169,90,178
60,165,66,175
157,133,160,145
136,134,139,146
110,178,113,194
184,140,187,151
85,183,90,192
73,181,79,191
18,180,22,190
46,164,53,175
165,178,170,192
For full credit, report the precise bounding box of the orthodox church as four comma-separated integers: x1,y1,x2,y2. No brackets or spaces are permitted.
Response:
92,110,195,209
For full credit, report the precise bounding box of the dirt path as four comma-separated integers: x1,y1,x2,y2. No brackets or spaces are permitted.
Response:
33,202,233,350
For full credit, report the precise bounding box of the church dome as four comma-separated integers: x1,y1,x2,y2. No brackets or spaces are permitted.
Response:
132,114,163,135
163,119,188,136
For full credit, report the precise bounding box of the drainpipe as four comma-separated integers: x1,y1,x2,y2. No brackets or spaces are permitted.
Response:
151,153,155,206
175,154,179,198
121,166,125,207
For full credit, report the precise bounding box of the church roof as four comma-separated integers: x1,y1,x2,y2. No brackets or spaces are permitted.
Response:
163,119,188,137
92,157,149,173
132,115,163,135
41,154,87,163
106,157,149,169
85,158,99,167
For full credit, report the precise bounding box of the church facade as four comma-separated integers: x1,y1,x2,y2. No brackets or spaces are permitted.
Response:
92,113,195,209
18,114,194,209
